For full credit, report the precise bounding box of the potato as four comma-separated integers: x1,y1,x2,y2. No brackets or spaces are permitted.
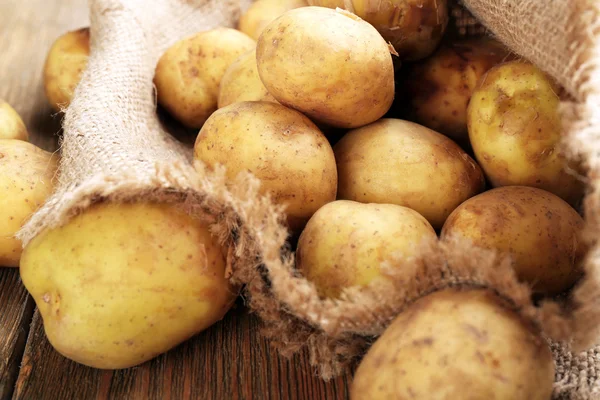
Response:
351,288,554,400
238,0,308,40
441,186,585,295
0,140,58,267
43,27,90,112
334,119,485,229
467,60,583,205
0,100,28,141
20,202,236,369
218,49,278,109
403,38,511,143
154,28,256,128
256,6,395,129
307,0,449,61
297,200,436,298
194,101,337,233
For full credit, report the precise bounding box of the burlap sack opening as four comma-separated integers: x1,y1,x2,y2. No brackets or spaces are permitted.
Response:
17,0,600,398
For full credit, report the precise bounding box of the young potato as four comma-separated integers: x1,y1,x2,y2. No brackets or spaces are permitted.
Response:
467,61,583,205
256,6,395,129
308,0,449,61
334,119,485,230
238,0,308,40
296,200,437,299
351,288,554,400
403,38,511,143
217,49,278,109
20,202,236,369
43,27,90,112
194,101,337,233
154,28,256,128
441,186,585,295
0,140,58,267
0,101,29,141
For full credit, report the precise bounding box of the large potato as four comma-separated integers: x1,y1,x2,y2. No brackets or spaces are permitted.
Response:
441,186,585,295
403,38,511,143
154,28,256,128
0,100,28,141
0,140,58,267
43,27,90,112
297,200,436,298
308,0,448,61
194,101,337,232
238,0,308,40
20,202,236,369
351,288,554,400
256,6,395,129
335,119,485,229
218,49,278,109
467,60,583,205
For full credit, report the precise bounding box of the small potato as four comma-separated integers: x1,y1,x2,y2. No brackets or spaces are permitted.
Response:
308,0,449,61
335,119,484,229
256,6,395,129
0,101,28,141
238,0,308,40
467,61,583,205
403,38,511,143
154,28,256,128
0,140,58,267
20,202,236,369
351,288,554,400
43,27,90,112
194,101,337,232
218,49,278,109
297,200,437,299
441,186,585,295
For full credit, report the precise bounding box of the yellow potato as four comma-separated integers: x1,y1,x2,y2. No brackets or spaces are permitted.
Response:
467,60,583,205
218,49,278,109
154,28,256,128
334,119,485,229
351,288,554,400
238,0,308,40
0,140,58,267
256,6,395,129
0,100,28,141
296,200,437,298
194,101,337,233
43,27,90,112
20,202,236,369
403,38,511,143
441,186,585,295
308,0,449,61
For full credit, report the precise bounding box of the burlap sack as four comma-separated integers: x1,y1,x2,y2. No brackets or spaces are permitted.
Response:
17,0,600,398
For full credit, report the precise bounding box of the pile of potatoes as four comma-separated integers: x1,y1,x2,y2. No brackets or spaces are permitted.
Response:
2,1,588,398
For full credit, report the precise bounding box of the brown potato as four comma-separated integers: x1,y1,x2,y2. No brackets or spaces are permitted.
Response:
351,288,555,400
441,186,585,295
0,100,28,141
238,0,308,40
334,119,485,229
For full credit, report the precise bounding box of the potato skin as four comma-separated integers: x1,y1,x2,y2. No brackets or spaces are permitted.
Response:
351,288,554,400
334,119,485,229
296,200,436,298
308,0,449,61
238,0,308,40
218,49,278,109
43,27,90,112
441,186,585,295
154,28,256,128
194,101,337,232
0,140,58,267
0,101,28,141
256,6,395,129
20,202,236,369
467,61,583,205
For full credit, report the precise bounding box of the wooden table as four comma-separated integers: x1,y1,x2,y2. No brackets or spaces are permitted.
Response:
0,1,351,398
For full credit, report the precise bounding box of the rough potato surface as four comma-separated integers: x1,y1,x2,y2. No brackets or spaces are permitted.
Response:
238,0,308,40
0,101,29,141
